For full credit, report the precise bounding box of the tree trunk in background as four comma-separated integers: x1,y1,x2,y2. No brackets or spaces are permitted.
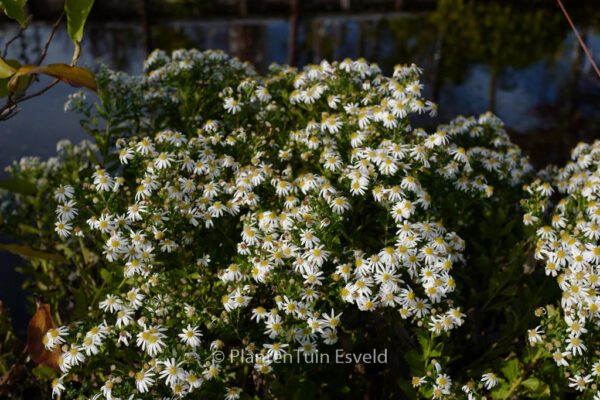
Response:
288,0,299,66
488,63,497,113
567,30,583,117
140,0,152,55
239,0,248,16
431,29,444,104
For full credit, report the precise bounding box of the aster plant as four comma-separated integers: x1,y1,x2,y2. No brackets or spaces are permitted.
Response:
0,50,597,399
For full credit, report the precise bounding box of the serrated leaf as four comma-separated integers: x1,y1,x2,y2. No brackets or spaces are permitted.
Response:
0,178,36,195
0,0,27,27
8,63,97,93
64,0,94,44
0,243,65,262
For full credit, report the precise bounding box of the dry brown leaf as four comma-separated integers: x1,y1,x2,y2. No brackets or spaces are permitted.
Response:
26,303,61,371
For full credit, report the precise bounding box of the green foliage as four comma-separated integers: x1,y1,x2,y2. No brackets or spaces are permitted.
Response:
64,0,95,44
0,0,27,27
0,58,17,79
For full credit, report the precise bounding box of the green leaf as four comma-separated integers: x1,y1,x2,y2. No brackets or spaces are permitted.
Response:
521,377,541,392
100,268,113,284
188,272,201,280
397,378,418,400
0,178,37,195
73,288,88,319
17,223,41,235
32,364,57,381
417,331,430,355
0,57,17,78
404,350,424,375
64,0,95,44
430,342,443,357
0,243,65,262
292,380,316,400
500,358,520,383
0,0,27,27
491,382,511,400
0,58,21,97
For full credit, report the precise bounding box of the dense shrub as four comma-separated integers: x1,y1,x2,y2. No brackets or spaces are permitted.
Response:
0,50,597,399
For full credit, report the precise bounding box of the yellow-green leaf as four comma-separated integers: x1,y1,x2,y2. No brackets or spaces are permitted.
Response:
8,63,97,93
0,243,65,262
0,57,17,78
0,0,27,27
0,59,21,97
65,0,94,44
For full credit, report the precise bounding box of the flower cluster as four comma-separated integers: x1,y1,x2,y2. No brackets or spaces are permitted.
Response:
523,140,600,397
41,50,535,399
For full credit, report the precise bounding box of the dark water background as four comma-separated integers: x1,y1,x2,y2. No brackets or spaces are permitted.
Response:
0,3,599,333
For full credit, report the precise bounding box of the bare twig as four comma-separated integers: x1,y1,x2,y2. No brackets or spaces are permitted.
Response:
0,103,18,120
0,79,61,121
37,12,65,66
0,11,79,121
1,15,32,59
11,79,60,104
556,0,600,79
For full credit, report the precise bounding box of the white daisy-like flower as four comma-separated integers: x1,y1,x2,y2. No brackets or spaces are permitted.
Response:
178,325,202,348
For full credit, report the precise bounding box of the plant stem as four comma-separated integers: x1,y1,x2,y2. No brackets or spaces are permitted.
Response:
503,347,543,399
